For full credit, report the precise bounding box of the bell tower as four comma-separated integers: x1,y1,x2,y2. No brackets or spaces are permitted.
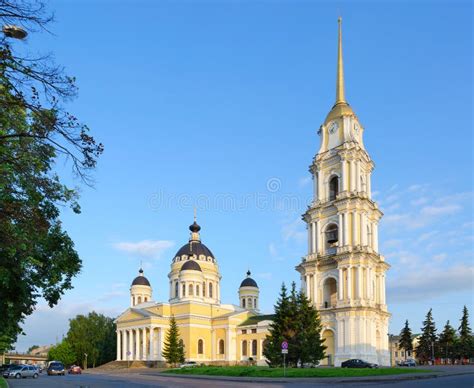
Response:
296,18,390,366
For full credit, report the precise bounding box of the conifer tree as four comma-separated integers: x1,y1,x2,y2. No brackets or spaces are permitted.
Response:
416,309,438,364
177,339,186,364
456,306,474,361
287,282,299,367
398,320,413,360
162,316,184,367
438,320,457,363
294,289,326,366
263,283,290,366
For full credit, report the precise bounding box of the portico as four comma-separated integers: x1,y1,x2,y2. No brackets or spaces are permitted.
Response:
116,325,164,361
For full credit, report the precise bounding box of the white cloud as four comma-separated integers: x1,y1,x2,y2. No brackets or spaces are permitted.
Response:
113,239,174,259
420,204,461,217
411,197,428,206
417,231,439,243
281,218,306,243
433,253,447,263
387,264,474,303
298,176,312,188
256,272,272,280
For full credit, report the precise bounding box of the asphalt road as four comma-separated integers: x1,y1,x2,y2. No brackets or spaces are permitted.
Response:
5,372,474,388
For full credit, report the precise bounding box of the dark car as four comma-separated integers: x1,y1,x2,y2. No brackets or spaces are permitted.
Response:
47,362,65,376
341,359,378,368
68,365,82,374
0,364,14,373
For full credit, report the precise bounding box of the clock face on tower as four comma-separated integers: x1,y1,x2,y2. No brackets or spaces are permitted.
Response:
328,121,339,134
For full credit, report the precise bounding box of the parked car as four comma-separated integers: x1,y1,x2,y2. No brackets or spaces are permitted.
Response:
179,361,198,368
47,361,65,376
341,359,378,368
3,365,39,379
68,365,82,374
0,364,14,373
399,359,416,367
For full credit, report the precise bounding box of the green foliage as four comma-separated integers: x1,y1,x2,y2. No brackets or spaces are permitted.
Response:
162,316,185,367
66,312,116,368
27,345,40,353
0,0,103,352
263,282,326,367
438,320,457,362
456,306,474,360
416,309,437,364
398,320,413,359
48,340,77,366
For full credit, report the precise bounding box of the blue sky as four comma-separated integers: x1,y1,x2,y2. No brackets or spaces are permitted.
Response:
13,1,472,351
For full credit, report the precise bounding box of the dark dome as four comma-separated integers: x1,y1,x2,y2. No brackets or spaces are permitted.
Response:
180,260,202,272
189,221,201,233
175,241,214,259
131,269,151,286
240,271,258,288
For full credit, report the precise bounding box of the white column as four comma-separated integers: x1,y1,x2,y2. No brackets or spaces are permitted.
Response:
361,213,367,246
305,275,310,297
356,266,362,299
338,213,343,246
315,221,321,254
356,160,361,192
343,212,349,246
142,328,147,360
135,328,140,360
347,266,352,300
307,224,311,254
313,173,318,201
117,330,122,361
352,212,357,245
149,327,154,360
366,267,371,300
338,268,344,301
313,273,318,305
341,159,348,191
225,328,231,361
367,173,372,199
128,329,133,360
311,222,316,254
381,274,386,305
373,222,379,252
338,319,345,353
317,170,323,200
350,160,356,191
158,327,163,360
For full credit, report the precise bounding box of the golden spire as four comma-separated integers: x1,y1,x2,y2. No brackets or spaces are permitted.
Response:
336,17,346,105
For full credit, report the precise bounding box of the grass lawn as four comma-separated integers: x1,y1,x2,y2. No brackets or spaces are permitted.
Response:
165,365,428,378
0,377,7,388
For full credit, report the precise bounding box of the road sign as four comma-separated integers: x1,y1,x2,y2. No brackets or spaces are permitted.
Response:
281,349,288,354
281,341,288,349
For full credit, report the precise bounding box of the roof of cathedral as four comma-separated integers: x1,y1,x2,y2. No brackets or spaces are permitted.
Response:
131,268,151,286
240,270,258,288
180,260,202,272
238,314,275,326
174,219,215,259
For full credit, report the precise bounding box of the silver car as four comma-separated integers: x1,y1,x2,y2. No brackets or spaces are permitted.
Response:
3,365,39,379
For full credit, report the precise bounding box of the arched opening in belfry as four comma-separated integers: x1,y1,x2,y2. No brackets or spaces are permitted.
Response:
323,277,337,308
325,223,339,249
329,176,339,200
321,329,335,366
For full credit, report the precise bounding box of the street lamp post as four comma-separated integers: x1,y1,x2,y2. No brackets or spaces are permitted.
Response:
84,353,88,370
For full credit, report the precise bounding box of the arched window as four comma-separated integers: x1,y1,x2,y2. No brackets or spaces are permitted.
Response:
242,298,246,308
196,285,200,296
219,339,225,355
325,223,339,247
189,284,194,296
144,297,148,302
182,283,186,297
242,340,247,356
252,340,257,356
198,339,204,355
203,282,206,297
247,297,252,308
329,176,339,200
209,282,213,298
175,282,179,298
253,298,257,308
137,296,142,304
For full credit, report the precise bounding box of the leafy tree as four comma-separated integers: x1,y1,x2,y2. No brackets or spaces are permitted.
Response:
398,320,413,360
162,316,185,367
263,283,291,366
27,345,40,354
0,0,103,352
416,309,437,364
438,320,457,363
456,306,474,361
48,340,76,366
66,312,115,368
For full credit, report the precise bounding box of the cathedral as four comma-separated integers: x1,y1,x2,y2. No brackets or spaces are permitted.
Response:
115,19,390,367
